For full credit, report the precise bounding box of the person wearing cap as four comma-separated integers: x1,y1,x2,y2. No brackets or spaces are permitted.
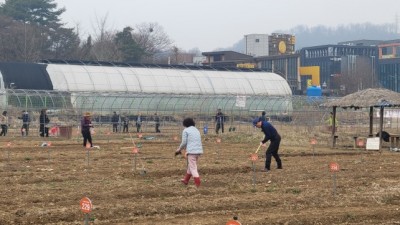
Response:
0,111,8,136
81,112,93,148
19,110,30,136
253,117,282,172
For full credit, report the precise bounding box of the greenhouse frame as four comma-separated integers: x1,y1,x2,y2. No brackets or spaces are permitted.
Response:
0,61,294,119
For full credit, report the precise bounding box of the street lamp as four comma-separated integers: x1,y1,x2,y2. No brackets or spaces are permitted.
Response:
24,21,28,62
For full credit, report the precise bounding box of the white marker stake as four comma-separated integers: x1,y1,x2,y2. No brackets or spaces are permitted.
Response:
87,150,90,168
132,147,139,172
107,131,110,143
310,138,317,158
357,139,365,162
46,142,52,164
329,162,339,196
333,173,337,196
6,142,11,165
216,138,221,161
80,197,92,225
250,154,258,187
255,144,262,154
48,148,51,164
76,126,80,143
172,136,179,158
86,143,91,168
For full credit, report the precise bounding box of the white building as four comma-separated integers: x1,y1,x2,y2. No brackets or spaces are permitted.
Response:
244,34,269,57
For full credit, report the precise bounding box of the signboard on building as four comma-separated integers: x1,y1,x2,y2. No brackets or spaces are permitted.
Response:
235,96,246,108
237,63,256,69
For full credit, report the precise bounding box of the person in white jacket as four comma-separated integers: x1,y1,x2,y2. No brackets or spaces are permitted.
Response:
0,111,8,136
175,118,203,187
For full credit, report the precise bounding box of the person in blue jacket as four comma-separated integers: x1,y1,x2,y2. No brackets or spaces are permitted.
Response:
19,110,30,136
253,118,282,172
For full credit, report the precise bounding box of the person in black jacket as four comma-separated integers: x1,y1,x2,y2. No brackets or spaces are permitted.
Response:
215,109,224,134
39,109,50,137
111,112,119,133
154,113,161,133
122,115,129,133
253,118,282,172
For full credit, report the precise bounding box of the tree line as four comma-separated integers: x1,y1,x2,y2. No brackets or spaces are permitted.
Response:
2,0,399,65
0,0,178,63
288,23,400,49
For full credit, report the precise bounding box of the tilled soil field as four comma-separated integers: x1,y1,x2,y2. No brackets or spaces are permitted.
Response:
1,125,400,225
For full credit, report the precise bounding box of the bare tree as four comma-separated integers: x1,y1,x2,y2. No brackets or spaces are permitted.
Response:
90,14,121,61
171,45,180,64
187,48,202,56
0,15,46,62
76,35,94,60
339,55,378,95
134,22,172,63
0,16,19,61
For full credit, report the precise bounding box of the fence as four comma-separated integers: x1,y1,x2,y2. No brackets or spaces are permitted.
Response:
1,90,400,143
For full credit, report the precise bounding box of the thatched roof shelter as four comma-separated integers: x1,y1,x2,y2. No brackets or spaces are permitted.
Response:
321,88,400,150
322,88,400,108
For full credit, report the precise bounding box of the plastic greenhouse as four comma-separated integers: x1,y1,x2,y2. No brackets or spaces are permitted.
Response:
0,61,293,117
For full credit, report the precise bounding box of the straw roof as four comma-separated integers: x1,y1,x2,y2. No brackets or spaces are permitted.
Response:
322,88,400,108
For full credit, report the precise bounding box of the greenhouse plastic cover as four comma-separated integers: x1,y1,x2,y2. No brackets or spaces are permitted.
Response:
46,64,292,96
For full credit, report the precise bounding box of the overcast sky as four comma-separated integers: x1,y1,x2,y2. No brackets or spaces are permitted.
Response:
49,0,400,51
